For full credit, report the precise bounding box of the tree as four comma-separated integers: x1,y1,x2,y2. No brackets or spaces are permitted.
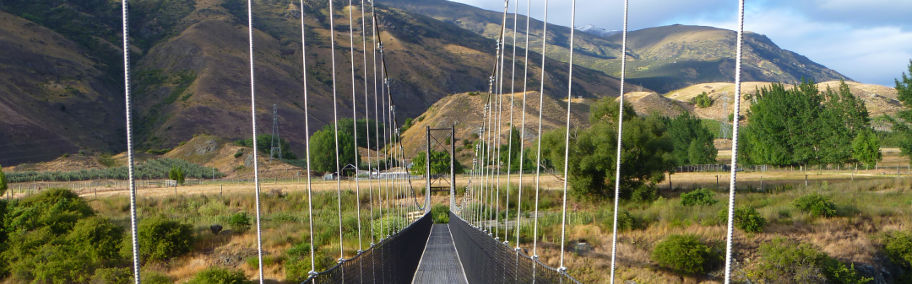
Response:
818,81,870,165
743,82,823,166
0,163,7,196
742,81,871,167
337,118,384,149
168,166,185,185
411,150,463,175
893,60,912,164
665,113,717,165
499,127,536,172
555,98,674,199
852,129,881,168
309,125,360,173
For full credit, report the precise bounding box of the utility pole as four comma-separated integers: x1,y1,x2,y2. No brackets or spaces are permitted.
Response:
269,104,282,161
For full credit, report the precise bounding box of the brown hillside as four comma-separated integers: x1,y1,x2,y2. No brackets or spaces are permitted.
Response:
661,81,901,121
398,91,587,164
0,11,122,164
0,0,632,165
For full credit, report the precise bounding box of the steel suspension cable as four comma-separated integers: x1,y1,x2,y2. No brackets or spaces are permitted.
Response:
557,0,576,271
326,0,345,264
347,0,363,254
118,1,141,282
532,0,549,259
297,0,318,277
515,0,532,249
360,0,375,249
369,0,384,240
504,0,519,244
724,1,746,282
485,91,497,233
245,0,266,281
494,0,510,240
608,0,629,282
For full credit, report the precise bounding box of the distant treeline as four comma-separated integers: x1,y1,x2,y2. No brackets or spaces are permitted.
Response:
6,158,223,183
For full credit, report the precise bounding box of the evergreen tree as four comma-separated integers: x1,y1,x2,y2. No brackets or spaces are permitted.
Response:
818,81,869,165
745,82,823,166
893,60,912,164
556,98,674,199
665,113,717,165
852,130,881,168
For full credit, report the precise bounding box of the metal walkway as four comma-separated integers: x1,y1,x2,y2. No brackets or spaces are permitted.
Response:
412,224,468,284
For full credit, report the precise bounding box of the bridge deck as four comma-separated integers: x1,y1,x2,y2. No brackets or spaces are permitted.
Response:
412,224,468,284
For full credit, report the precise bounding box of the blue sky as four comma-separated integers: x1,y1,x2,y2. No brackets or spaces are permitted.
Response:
450,0,912,86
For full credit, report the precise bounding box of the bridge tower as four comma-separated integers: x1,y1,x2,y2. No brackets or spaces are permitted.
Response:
425,124,458,213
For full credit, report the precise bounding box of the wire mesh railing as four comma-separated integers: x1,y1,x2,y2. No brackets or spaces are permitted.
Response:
448,211,581,284
303,212,432,284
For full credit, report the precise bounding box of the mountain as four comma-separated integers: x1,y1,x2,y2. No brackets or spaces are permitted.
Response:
577,25,619,38
0,0,634,165
381,0,849,92
397,91,588,163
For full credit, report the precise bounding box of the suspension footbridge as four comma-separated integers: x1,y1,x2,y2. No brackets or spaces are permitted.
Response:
110,0,750,282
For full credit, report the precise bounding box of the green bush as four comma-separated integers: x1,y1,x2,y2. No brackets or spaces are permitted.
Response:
680,188,718,206
650,234,719,274
432,204,449,223
882,230,912,269
187,267,250,284
228,212,252,232
630,185,658,203
90,267,131,284
0,163,7,196
747,238,871,283
129,217,194,261
0,189,114,282
606,210,645,232
794,194,837,217
5,188,94,233
67,217,125,266
169,166,185,185
691,92,714,108
733,207,766,233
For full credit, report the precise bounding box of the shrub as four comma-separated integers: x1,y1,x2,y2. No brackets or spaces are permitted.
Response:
601,210,645,231
5,188,94,233
432,204,449,223
228,212,252,232
284,242,335,281
67,217,125,266
0,163,7,196
794,194,837,217
651,234,719,274
90,267,131,284
691,92,714,108
747,238,871,283
630,185,658,203
187,267,250,284
234,149,244,158
882,230,912,269
129,217,194,261
680,188,718,206
733,207,766,233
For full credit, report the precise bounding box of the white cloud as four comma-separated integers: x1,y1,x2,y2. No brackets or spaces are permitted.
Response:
447,0,912,85
692,8,912,85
